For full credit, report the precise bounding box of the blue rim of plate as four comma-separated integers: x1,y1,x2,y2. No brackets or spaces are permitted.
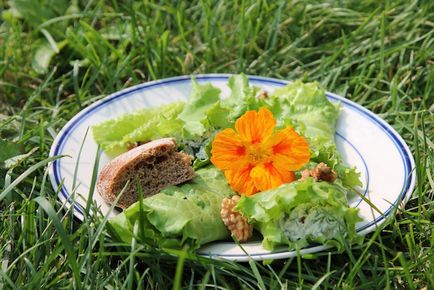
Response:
49,74,416,258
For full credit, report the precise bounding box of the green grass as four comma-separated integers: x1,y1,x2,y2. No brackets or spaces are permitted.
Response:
0,0,433,289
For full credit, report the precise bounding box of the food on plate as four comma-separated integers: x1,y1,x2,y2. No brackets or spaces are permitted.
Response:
234,177,362,250
210,107,311,196
96,138,195,209
93,74,363,251
93,102,185,157
300,162,337,182
109,166,232,248
220,195,253,242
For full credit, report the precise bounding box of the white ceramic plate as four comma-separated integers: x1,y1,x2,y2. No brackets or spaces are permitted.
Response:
49,74,415,261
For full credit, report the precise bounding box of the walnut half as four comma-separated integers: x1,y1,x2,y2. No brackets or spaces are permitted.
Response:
220,195,253,242
300,162,337,182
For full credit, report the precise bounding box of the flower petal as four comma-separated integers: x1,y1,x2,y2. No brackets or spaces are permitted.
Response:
267,127,310,171
250,163,295,192
224,165,258,196
235,107,275,144
211,128,249,170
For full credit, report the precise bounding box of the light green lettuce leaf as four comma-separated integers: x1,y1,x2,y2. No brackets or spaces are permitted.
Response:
308,140,362,188
178,79,221,138
109,166,232,249
121,103,185,144
219,73,261,121
235,178,363,250
334,164,362,189
206,102,233,129
92,102,184,157
268,80,340,143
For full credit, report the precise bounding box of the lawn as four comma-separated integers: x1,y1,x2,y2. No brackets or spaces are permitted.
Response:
0,0,433,289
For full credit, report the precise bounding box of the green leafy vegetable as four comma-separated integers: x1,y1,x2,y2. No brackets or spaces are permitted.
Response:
92,102,184,156
109,166,232,249
206,102,233,129
178,79,221,138
309,141,362,189
235,178,363,250
219,74,261,121
269,80,340,143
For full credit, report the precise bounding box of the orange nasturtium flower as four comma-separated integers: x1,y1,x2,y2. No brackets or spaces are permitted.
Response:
210,107,310,196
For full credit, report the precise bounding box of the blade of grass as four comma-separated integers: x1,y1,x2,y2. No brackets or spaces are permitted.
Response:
0,155,64,202
84,145,101,217
173,248,187,290
34,196,81,289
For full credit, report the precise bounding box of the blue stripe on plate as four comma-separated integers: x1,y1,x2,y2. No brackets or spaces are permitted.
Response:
51,74,414,257
335,132,370,210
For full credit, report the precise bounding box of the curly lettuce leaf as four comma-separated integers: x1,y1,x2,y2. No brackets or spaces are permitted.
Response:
109,166,232,249
308,140,362,188
92,102,184,157
206,102,233,129
219,73,261,121
178,79,221,138
235,178,363,250
199,73,261,130
269,80,340,143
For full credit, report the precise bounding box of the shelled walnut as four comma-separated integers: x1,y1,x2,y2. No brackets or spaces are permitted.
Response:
220,195,253,242
300,162,337,182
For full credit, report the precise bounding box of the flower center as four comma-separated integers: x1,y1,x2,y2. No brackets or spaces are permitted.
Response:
247,143,271,163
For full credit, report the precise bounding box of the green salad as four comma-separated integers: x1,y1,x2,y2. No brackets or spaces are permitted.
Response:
94,74,363,251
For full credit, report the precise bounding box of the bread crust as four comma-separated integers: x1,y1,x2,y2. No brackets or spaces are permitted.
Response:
97,138,195,208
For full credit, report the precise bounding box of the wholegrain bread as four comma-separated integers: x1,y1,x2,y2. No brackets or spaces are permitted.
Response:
97,138,195,208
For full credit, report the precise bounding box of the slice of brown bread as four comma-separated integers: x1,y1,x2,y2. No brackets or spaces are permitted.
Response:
97,138,195,209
